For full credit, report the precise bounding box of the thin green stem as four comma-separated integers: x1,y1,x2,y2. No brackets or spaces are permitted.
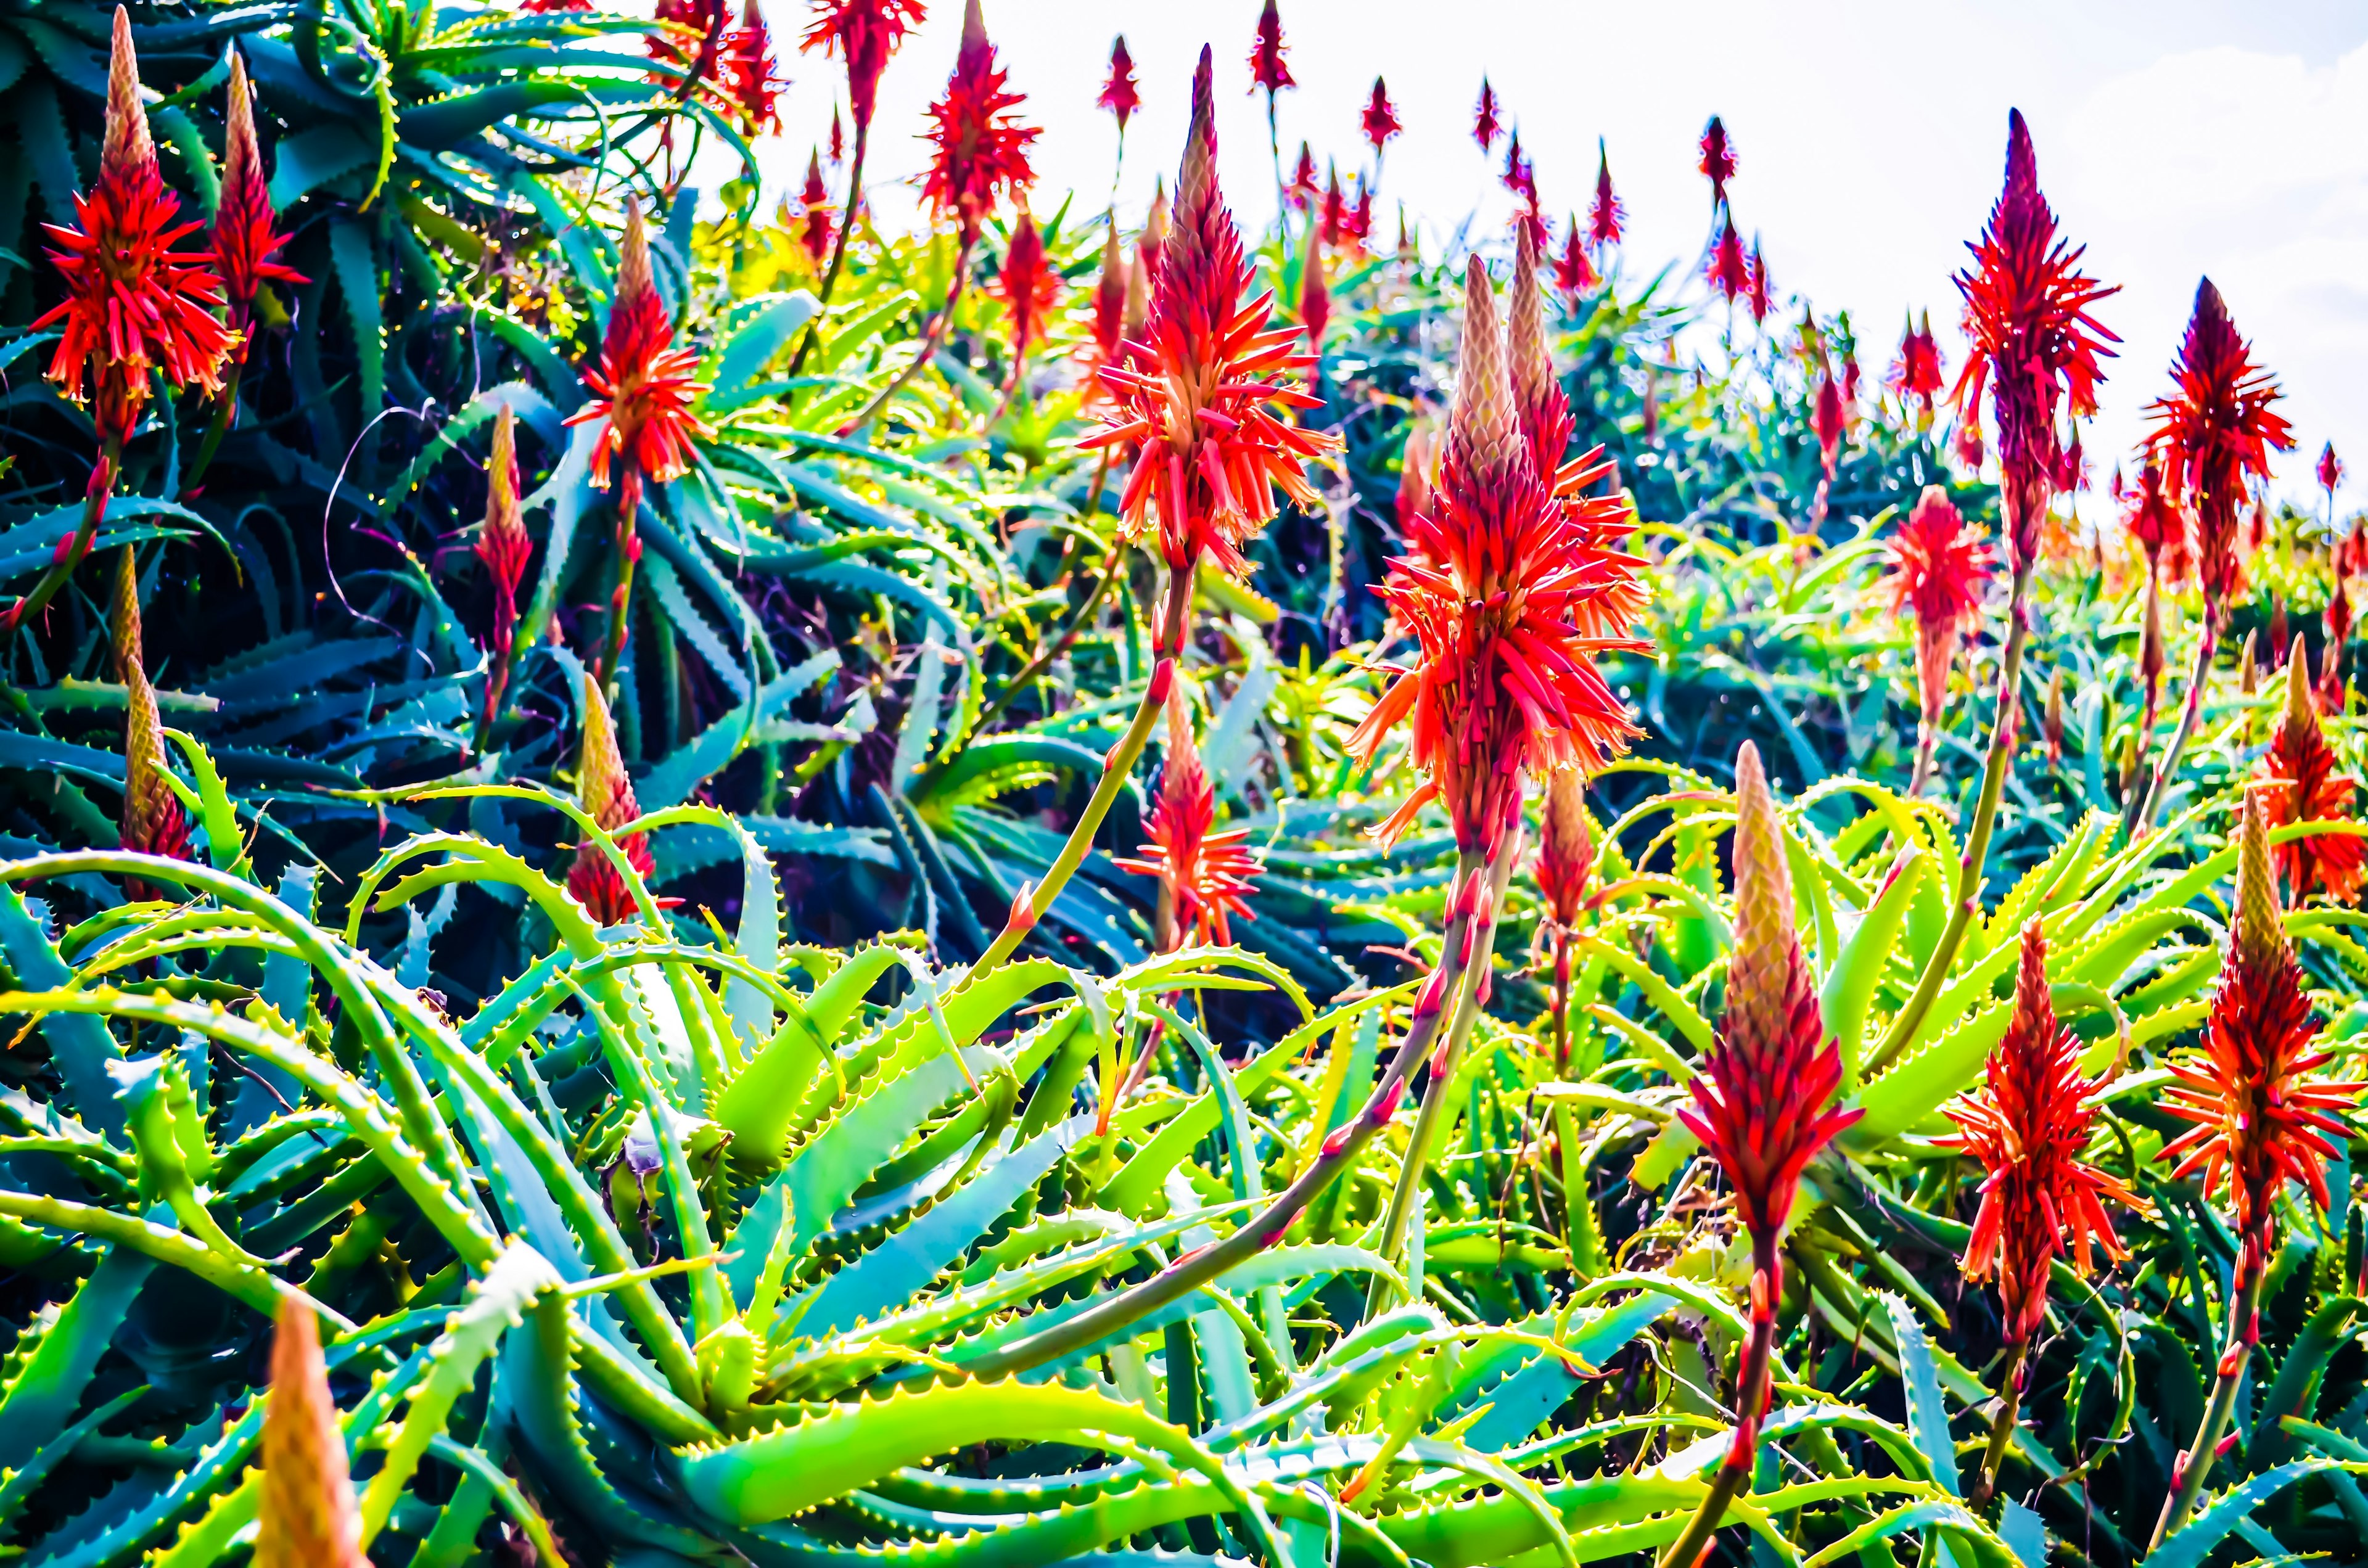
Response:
3,438,121,639
1655,1234,1780,1568
595,472,642,699
183,361,242,496
2131,614,2219,837
786,120,870,385
2150,1252,2265,1549
853,236,976,432
1971,1339,2026,1510
1862,559,2034,1079
971,540,1124,736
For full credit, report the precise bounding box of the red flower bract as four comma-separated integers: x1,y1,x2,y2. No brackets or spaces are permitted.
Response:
920,0,1037,246
1677,741,1861,1242
1588,139,1622,249
1699,115,1735,203
2255,648,2365,906
1299,242,1329,353
1248,0,1291,94
1090,218,1127,370
1814,370,1845,476
802,0,924,133
1116,691,1261,948
1347,250,1648,857
1950,109,2118,572
1289,142,1318,210
213,52,306,349
1362,76,1401,156
1944,919,2137,1345
1082,49,1338,582
2147,277,2292,619
1098,35,1139,129
1883,485,1993,728
37,8,237,448
567,199,712,499
2160,794,2363,1272
1473,78,1502,153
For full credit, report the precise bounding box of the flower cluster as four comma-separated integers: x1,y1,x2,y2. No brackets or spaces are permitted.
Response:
1116,691,1262,949
256,1301,366,1568
569,199,712,503
921,1,1038,248
2254,649,2364,906
1945,920,2137,1344
1889,311,1942,414
1533,768,1597,928
1248,0,1292,95
802,0,926,135
2147,278,2291,619
110,546,190,885
567,672,661,927
997,210,1061,374
1473,78,1502,152
1098,35,1139,130
213,52,305,351
1883,486,1993,734
1082,49,1337,584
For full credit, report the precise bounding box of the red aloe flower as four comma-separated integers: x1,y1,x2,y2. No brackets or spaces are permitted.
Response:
567,672,660,927
1699,115,1736,205
1746,240,1770,325
1081,49,1338,584
1534,766,1595,928
1248,0,1292,95
1883,486,1994,760
1554,218,1597,302
2147,278,2292,621
1347,255,1648,856
802,0,925,134
1708,218,1748,306
829,107,844,163
474,404,531,729
1319,165,1347,249
1945,920,2138,1347
798,149,835,263
651,0,730,99
1680,738,1862,1247
2255,647,2365,906
1299,241,1329,355
1588,139,1622,249
522,0,594,12
723,0,786,134
110,547,191,889
255,1300,366,1568
1090,217,1127,372
1289,142,1319,210
1473,77,1502,152
1098,35,1140,131
569,199,713,501
2125,453,2190,581
921,0,1037,248
1347,183,1375,248
213,51,306,352
2161,793,2362,1280
1889,310,1942,413
1363,77,1402,158
1116,691,1262,949
1951,110,2119,572
997,209,1061,381
1813,369,1845,478
1498,129,1529,200
2319,441,2345,501
36,7,237,449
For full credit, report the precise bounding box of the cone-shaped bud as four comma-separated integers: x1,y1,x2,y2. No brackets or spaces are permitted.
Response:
566,672,659,926
101,7,155,184
111,548,190,881
255,1298,366,1568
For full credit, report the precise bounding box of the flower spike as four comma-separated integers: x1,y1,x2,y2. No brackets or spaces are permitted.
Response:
802,0,924,135
110,547,191,887
1588,139,1622,249
255,1299,366,1568
2147,277,2291,622
2254,644,2365,906
570,197,713,499
1098,35,1140,130
921,0,1038,247
215,51,307,349
567,671,660,927
1248,0,1292,95
1473,78,1502,152
1115,689,1262,948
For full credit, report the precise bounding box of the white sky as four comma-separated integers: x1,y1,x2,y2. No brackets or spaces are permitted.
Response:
745,0,2368,514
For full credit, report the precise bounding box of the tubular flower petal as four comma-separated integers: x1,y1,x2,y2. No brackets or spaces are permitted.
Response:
1587,140,1622,249
1944,921,2139,1345
1949,110,2118,571
255,1299,366,1568
1473,78,1502,152
998,209,1061,370
1362,77,1401,157
213,51,306,350
1554,217,1596,302
1348,255,1648,858
2255,647,2364,906
1708,218,1748,306
110,547,190,882
1883,485,1994,731
1888,310,1943,412
797,149,835,263
1088,49,1339,579
1534,767,1595,927
1248,0,1292,94
566,198,713,496
2158,794,2364,1270
723,0,786,133
1675,741,1862,1242
1098,35,1140,129
567,672,659,927
2124,454,2190,582
801,0,924,133
2320,442,2345,498
921,0,1037,246
2146,278,2292,620
1746,240,1770,325
36,7,237,446
1115,691,1261,948
1699,115,1736,203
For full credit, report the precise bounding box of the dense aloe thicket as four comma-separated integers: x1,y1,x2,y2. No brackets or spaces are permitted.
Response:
2,5,2366,1567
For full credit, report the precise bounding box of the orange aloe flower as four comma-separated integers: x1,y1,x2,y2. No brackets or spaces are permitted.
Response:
213,52,306,354
110,548,190,890
2124,452,2190,583
1814,369,1846,479
567,671,660,927
921,0,1037,249
723,0,786,134
255,1298,365,1568
569,197,713,506
38,7,237,448
1950,110,2118,571
2147,278,2292,623
2160,793,2363,1284
1349,252,1646,858
1533,766,1596,927
1116,691,1261,949
1883,485,1994,739
1081,49,1338,587
1299,241,1329,355
2255,647,2364,906
1945,919,2138,1345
